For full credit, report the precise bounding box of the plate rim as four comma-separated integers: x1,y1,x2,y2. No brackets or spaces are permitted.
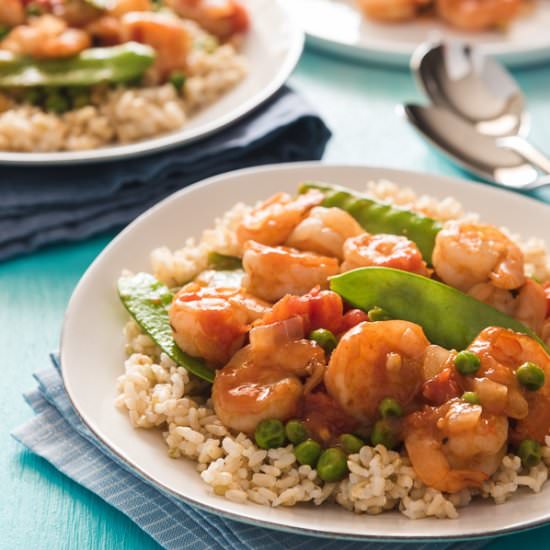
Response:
0,0,304,166
286,0,550,68
60,162,550,541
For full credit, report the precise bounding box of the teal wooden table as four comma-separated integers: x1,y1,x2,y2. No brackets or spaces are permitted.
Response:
3,49,550,549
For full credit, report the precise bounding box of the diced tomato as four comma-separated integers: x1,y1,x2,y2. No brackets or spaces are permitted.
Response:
544,282,550,318
422,368,462,405
338,309,370,333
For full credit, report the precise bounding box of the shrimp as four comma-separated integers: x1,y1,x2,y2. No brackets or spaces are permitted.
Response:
1,15,91,59
212,323,326,434
242,240,340,303
165,0,249,39
122,12,192,78
341,233,430,276
169,282,269,366
432,221,525,292
286,206,363,260
0,0,25,27
469,279,547,333
356,0,432,21
404,399,508,492
467,327,550,443
108,0,153,17
435,0,522,31
236,190,323,248
325,320,430,423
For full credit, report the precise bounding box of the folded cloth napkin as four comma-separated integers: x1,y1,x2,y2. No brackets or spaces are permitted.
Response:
0,86,331,262
12,355,489,550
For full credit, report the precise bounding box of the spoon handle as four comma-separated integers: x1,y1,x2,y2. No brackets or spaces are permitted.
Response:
497,136,550,176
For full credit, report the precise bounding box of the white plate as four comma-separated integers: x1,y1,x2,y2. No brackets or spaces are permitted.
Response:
61,163,550,541
284,0,550,68
0,0,303,166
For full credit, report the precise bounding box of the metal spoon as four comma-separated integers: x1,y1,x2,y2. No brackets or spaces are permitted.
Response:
401,104,550,191
411,40,528,138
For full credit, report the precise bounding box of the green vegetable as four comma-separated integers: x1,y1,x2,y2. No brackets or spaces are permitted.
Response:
118,272,215,383
454,350,481,376
299,181,442,263
207,251,242,271
316,448,348,482
26,2,43,16
44,90,69,113
367,306,392,322
379,397,403,418
0,25,10,41
294,439,322,466
0,42,155,88
309,328,337,354
22,87,42,106
330,267,545,351
339,434,364,454
285,420,309,445
84,0,113,8
370,419,399,450
462,391,480,405
517,439,541,468
254,419,286,449
169,70,186,91
67,87,91,109
516,362,545,391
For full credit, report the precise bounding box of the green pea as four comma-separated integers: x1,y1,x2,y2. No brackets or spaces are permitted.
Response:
285,419,309,445
294,439,322,466
44,91,69,114
370,419,399,450
22,88,42,106
169,70,186,92
309,328,337,354
454,350,480,376
516,362,545,391
367,306,392,322
462,391,480,405
378,397,403,418
517,439,542,468
67,88,91,109
254,419,286,450
340,433,364,454
26,2,43,16
316,448,348,482
0,24,10,41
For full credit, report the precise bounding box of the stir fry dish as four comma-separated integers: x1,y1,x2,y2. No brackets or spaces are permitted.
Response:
116,181,550,519
0,0,249,151
357,0,531,31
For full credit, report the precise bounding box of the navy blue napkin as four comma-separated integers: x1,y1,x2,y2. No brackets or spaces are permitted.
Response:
0,86,331,261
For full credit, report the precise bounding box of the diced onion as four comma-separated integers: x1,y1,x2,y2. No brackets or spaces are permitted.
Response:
249,316,305,352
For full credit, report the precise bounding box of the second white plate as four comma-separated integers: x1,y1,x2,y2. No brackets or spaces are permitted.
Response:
284,0,550,68
61,163,550,542
0,0,303,165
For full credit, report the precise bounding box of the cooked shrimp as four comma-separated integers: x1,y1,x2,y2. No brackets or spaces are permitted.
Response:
1,15,91,59
165,0,249,39
0,0,25,27
467,327,550,443
325,320,430,423
436,0,522,31
236,191,323,248
286,206,363,260
433,222,525,292
212,323,326,434
85,16,128,46
108,0,153,17
341,233,430,276
357,0,432,21
404,399,508,492
169,282,269,366
242,240,340,303
122,12,192,78
50,0,104,27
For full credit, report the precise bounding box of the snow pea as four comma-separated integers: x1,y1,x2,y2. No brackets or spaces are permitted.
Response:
118,272,215,383
207,251,242,270
299,182,443,264
330,267,546,351
0,42,155,88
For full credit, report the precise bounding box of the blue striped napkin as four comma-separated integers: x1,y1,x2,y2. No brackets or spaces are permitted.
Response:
12,355,489,550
